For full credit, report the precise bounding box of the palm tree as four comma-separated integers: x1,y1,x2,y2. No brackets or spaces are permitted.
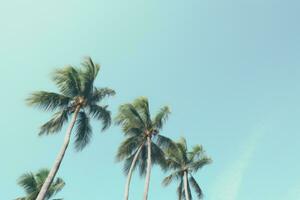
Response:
162,137,211,200
27,57,115,200
115,97,173,200
16,169,65,200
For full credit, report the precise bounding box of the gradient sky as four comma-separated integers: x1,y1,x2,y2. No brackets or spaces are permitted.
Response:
1,0,300,199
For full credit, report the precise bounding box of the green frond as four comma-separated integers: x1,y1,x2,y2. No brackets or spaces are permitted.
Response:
116,136,145,161
177,137,187,151
153,106,171,130
164,152,183,171
89,87,115,104
132,97,151,128
115,103,146,133
189,157,212,172
80,57,100,97
35,169,50,188
17,172,37,194
123,152,136,175
52,66,81,97
17,169,65,200
88,104,112,131
162,170,182,187
137,146,148,176
39,109,69,135
188,145,203,161
26,91,70,111
48,177,65,197
189,175,203,199
74,111,92,151
155,135,176,151
151,142,167,170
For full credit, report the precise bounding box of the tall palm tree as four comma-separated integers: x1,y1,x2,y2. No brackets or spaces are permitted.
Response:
27,57,115,200
16,169,65,200
115,97,173,200
162,137,211,200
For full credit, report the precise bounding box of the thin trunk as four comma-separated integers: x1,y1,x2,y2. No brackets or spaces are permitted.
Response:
143,136,152,200
124,143,144,200
36,106,80,200
183,171,190,200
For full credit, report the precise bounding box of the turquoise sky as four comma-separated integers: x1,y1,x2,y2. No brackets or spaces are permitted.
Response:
1,0,300,199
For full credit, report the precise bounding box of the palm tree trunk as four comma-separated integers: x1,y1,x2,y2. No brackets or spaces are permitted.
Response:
183,171,190,200
36,106,81,200
143,136,152,200
124,143,144,200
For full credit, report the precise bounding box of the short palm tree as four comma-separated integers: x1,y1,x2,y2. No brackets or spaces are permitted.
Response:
115,97,173,200
16,169,65,200
27,57,115,200
162,137,211,200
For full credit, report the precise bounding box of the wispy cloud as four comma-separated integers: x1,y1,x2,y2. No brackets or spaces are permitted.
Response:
210,128,264,200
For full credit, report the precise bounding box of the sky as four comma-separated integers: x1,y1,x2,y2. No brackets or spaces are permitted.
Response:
0,0,300,199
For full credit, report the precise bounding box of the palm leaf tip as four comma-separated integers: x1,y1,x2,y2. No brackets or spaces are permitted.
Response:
26,91,70,111
74,111,92,151
153,106,171,129
91,87,116,103
88,104,112,131
52,66,81,97
189,176,203,199
80,57,101,96
39,109,69,135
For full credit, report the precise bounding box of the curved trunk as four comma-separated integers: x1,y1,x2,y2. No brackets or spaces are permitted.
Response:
183,171,190,200
36,106,80,200
124,143,144,200
143,136,152,200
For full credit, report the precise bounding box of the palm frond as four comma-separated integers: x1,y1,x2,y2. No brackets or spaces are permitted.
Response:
48,177,65,197
189,157,212,172
52,66,81,97
17,172,37,194
88,104,111,131
153,106,170,130
162,170,182,186
132,97,151,128
137,146,148,176
89,87,115,104
39,109,69,135
35,169,50,187
26,91,70,111
80,57,100,97
155,135,176,151
123,152,136,175
188,145,203,162
151,142,167,170
177,137,187,153
74,111,92,151
189,175,203,199
115,103,146,133
17,169,65,200
116,136,145,161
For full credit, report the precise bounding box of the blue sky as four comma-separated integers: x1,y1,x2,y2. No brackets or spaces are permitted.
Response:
1,0,300,199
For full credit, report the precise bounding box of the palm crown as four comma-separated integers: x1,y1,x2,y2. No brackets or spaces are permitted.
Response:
163,137,211,200
16,169,65,200
27,57,115,150
116,97,172,174
27,58,115,200
115,97,174,200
